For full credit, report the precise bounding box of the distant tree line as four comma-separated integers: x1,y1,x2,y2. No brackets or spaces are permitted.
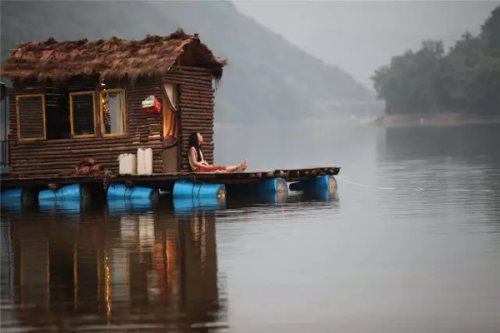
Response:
371,6,500,116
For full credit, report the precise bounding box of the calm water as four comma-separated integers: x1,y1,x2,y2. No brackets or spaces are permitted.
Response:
2,123,500,333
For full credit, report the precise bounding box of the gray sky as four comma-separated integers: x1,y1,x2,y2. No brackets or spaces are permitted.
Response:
232,0,499,86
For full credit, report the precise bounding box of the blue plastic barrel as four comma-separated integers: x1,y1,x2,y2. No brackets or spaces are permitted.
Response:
315,189,332,201
289,175,337,193
173,180,225,199
107,184,156,200
39,184,82,201
1,188,23,204
0,188,23,212
331,176,338,192
259,178,289,194
225,178,289,197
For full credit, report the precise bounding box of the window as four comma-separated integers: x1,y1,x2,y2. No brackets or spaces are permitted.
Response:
45,89,71,140
101,89,126,136
70,92,96,137
16,94,46,140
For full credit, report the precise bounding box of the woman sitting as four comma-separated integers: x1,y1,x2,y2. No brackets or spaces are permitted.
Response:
188,132,247,173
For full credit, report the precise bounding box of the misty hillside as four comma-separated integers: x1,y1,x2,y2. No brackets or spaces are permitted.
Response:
0,0,372,123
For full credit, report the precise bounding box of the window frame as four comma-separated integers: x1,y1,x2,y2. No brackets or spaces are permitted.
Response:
16,94,46,141
100,88,127,137
69,91,97,138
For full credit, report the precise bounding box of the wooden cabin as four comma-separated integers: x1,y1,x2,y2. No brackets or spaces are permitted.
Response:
0,30,225,178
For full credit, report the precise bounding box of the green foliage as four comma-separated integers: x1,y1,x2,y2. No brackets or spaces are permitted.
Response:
372,5,500,116
0,0,371,124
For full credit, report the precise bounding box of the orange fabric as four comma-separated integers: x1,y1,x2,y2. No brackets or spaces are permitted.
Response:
163,96,177,137
195,166,226,173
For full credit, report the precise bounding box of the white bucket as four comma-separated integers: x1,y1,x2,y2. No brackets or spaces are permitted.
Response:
145,148,153,175
137,148,146,175
137,148,153,175
118,154,137,175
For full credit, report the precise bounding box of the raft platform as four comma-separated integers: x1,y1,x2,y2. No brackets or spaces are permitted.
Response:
1,167,340,189
1,167,340,207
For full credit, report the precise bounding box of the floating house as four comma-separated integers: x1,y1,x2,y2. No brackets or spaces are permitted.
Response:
1,30,340,204
1,30,224,177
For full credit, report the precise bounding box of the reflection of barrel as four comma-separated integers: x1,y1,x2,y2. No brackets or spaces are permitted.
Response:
107,184,158,200
260,191,288,205
39,184,82,201
107,198,153,213
173,196,225,218
174,197,224,212
0,201,22,212
173,180,225,200
314,189,333,201
38,199,81,216
37,199,82,224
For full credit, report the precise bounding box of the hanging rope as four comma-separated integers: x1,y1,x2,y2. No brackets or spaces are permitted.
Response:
336,176,394,190
335,176,395,190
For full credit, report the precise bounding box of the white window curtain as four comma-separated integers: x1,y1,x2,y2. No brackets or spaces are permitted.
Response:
163,84,177,110
109,92,124,133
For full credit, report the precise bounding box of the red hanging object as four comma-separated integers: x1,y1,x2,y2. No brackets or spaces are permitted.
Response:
142,94,162,115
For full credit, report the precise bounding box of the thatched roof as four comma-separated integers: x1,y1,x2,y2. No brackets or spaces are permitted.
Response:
0,30,226,82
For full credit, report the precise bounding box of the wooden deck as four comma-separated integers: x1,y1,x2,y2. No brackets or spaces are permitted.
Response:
1,167,341,190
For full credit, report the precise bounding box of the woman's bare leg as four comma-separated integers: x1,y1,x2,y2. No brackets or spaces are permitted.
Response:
224,160,247,173
224,165,240,172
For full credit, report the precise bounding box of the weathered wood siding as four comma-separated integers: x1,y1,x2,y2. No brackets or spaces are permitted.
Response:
8,83,164,177
8,66,215,177
165,67,215,171
16,95,45,139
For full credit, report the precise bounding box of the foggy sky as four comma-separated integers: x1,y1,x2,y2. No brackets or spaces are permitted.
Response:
232,1,499,87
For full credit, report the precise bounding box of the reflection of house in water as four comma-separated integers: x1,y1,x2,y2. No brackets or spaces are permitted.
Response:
7,207,222,329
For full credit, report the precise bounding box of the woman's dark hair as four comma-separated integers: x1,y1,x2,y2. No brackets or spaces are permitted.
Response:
189,132,204,162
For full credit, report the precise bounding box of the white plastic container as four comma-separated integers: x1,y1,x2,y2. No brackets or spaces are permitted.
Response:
137,147,153,175
118,154,137,175
145,148,153,175
137,148,146,175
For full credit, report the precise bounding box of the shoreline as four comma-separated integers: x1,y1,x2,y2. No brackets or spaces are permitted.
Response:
376,114,500,128
215,115,500,130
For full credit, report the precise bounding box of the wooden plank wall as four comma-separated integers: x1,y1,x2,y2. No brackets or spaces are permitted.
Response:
8,84,163,177
7,66,216,177
165,67,215,171
17,95,45,139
